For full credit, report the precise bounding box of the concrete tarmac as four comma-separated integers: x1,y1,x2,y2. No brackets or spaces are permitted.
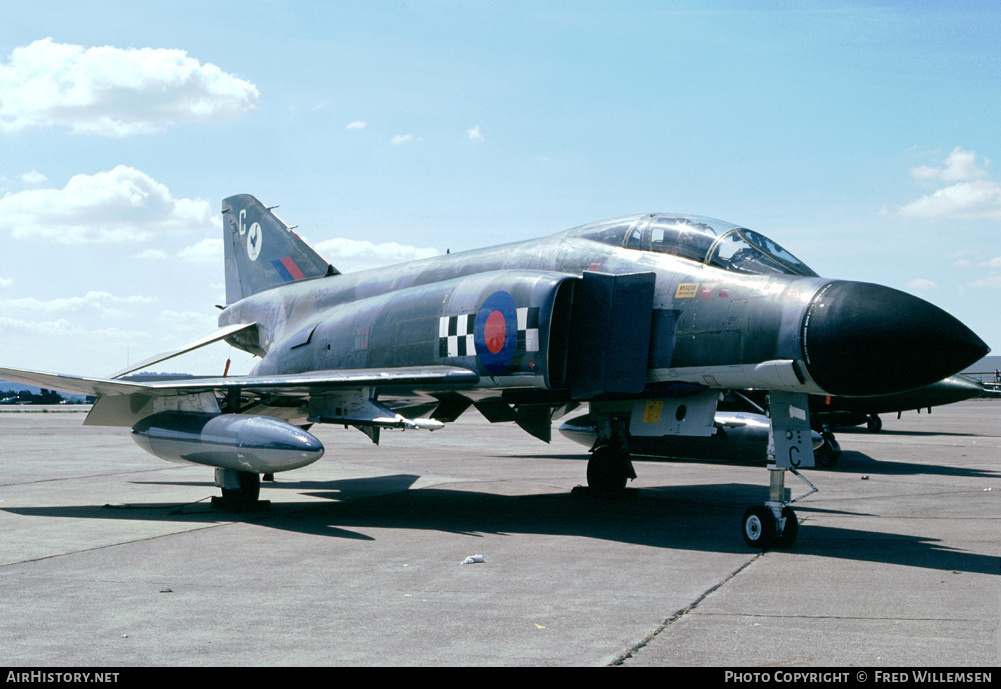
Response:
1,402,998,667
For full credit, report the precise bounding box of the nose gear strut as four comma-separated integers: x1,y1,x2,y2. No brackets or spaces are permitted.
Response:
741,392,818,549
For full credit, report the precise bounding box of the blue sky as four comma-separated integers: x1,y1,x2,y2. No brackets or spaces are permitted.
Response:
1,1,999,376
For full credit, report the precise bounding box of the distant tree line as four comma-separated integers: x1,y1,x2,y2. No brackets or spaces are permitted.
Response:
0,388,76,405
1,372,189,406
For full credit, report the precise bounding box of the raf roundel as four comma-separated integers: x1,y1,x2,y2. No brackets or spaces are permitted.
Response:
475,291,517,374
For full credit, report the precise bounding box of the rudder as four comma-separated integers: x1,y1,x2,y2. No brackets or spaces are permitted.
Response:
222,194,338,304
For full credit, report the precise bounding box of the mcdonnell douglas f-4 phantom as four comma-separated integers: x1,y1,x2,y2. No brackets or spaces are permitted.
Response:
1,195,990,548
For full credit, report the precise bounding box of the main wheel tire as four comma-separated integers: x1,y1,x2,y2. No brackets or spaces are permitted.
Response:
742,505,777,549
220,471,261,503
586,447,628,491
816,434,841,467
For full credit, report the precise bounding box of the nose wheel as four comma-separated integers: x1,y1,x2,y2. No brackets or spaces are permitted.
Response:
742,505,777,548
742,504,799,549
742,466,815,549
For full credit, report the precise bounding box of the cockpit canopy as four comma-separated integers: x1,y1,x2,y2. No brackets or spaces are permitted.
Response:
566,213,818,277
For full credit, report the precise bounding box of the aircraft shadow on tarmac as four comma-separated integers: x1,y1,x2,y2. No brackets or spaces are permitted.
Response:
826,450,1001,478
834,427,979,438
5,472,997,575
527,450,1001,480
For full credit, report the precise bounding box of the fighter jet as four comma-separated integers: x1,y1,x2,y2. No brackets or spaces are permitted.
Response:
1,195,989,549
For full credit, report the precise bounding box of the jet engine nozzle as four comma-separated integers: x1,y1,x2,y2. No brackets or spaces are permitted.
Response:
801,281,990,397
132,412,324,474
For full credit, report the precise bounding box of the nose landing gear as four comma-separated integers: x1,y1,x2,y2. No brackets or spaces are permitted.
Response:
741,466,816,549
741,392,818,549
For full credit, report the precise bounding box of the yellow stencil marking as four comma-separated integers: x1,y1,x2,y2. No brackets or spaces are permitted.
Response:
675,283,698,298
642,400,663,424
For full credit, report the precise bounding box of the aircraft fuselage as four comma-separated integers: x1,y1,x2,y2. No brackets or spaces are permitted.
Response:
220,228,983,406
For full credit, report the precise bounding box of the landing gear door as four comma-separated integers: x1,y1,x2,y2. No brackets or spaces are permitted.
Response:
566,271,655,399
769,391,815,468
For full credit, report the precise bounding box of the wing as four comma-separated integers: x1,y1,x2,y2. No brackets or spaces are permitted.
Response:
0,366,148,398
0,365,479,427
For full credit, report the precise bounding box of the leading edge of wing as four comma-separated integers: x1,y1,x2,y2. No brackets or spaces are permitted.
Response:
138,365,481,396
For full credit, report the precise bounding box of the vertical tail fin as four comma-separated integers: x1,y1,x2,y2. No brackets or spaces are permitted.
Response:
222,194,339,304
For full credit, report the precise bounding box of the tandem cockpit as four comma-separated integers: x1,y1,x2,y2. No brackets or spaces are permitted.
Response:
566,213,818,277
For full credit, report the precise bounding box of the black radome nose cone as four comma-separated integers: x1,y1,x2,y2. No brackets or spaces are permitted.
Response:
802,281,990,396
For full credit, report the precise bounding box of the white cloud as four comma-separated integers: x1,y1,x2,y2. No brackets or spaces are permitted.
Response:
906,278,937,292
0,277,12,288
0,291,156,318
20,170,47,185
390,134,415,145
968,275,1001,289
898,179,1001,220
137,249,168,260
981,256,1001,268
0,165,219,242
157,309,217,331
0,38,258,137
0,315,150,341
899,147,1001,219
911,147,989,181
314,237,440,273
346,120,367,130
138,239,221,262
467,124,484,141
176,237,223,263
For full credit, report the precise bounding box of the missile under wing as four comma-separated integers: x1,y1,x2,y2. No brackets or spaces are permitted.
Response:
1,195,989,548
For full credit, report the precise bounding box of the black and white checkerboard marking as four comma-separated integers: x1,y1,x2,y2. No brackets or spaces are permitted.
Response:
515,306,540,353
438,314,476,357
438,307,540,359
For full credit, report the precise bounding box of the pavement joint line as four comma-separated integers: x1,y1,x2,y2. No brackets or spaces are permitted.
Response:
0,498,324,568
607,552,764,666
0,521,231,568
689,613,983,622
0,465,192,487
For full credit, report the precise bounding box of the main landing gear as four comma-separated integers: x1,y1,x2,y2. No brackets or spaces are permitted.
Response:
211,468,271,512
581,417,636,493
586,445,635,492
815,425,841,467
